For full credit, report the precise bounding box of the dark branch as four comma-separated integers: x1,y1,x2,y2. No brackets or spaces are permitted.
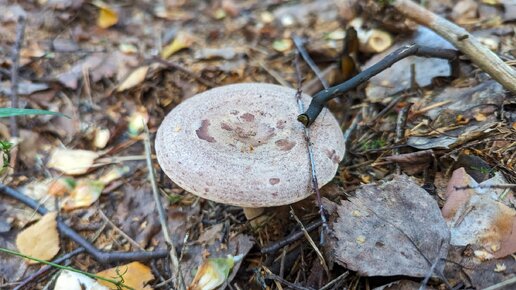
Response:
0,183,168,264
298,44,459,127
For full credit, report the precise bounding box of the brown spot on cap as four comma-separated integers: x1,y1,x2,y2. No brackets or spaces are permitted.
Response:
275,139,296,151
221,122,233,131
276,120,286,129
196,119,216,143
326,149,341,164
269,178,280,185
240,113,255,122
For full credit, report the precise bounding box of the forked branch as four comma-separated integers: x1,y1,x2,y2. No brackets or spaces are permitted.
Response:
298,44,459,126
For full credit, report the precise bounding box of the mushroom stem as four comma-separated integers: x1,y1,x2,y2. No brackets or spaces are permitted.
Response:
242,207,264,220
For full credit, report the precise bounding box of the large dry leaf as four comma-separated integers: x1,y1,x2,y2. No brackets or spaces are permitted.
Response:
327,175,449,277
442,168,516,258
47,148,100,175
96,262,154,290
16,212,60,264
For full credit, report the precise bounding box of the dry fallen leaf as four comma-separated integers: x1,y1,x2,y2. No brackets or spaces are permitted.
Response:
94,1,118,29
116,66,149,92
47,149,100,175
54,270,108,290
161,31,195,58
16,212,60,264
61,179,105,210
442,168,516,258
189,255,243,290
326,175,449,277
96,262,154,290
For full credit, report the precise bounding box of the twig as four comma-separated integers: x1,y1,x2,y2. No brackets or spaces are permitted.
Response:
0,248,134,289
142,124,185,290
394,103,413,174
9,15,26,138
0,183,168,263
290,208,330,277
151,57,217,88
13,247,86,290
293,51,328,243
97,209,145,251
454,184,516,191
390,0,516,92
261,219,323,254
264,271,315,290
292,34,329,89
483,276,516,290
298,44,459,126
320,271,350,290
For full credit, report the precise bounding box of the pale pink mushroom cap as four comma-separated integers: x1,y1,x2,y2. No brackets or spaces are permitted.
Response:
155,83,344,208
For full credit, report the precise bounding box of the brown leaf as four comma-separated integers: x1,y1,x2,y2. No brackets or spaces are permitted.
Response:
327,175,449,277
16,212,60,264
442,168,516,258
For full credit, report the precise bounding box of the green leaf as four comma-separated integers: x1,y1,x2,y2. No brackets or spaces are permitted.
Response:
0,108,69,119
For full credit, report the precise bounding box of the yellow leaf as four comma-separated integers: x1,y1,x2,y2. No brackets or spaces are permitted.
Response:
16,212,60,264
95,2,118,29
61,179,105,210
97,262,154,290
189,255,242,290
117,66,149,92
161,31,194,58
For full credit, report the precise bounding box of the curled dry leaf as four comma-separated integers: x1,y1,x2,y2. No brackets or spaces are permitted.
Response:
116,66,149,92
442,168,516,258
161,31,195,58
188,255,243,290
16,212,60,264
47,148,100,175
326,175,449,277
61,179,105,210
54,270,108,290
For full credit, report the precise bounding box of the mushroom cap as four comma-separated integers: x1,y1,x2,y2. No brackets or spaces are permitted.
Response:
155,83,344,208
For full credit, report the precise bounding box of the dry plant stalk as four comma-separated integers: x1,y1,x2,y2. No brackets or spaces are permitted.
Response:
391,0,516,92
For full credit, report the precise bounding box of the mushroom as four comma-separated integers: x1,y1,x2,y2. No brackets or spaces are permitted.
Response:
155,83,345,220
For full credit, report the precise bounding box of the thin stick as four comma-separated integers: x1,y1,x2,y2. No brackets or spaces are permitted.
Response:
9,15,26,138
264,271,315,290
483,276,516,290
142,124,185,290
391,0,516,93
13,247,86,290
0,183,168,263
261,219,323,254
320,271,349,290
290,208,329,277
292,34,329,89
394,103,413,174
298,44,458,126
98,209,145,251
151,57,217,88
293,51,328,243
